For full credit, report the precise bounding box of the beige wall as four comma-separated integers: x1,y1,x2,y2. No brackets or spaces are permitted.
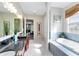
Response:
24,14,44,39
43,14,48,49
0,16,4,37
43,10,49,49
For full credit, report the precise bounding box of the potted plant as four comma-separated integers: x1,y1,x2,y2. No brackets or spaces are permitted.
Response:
59,32,67,38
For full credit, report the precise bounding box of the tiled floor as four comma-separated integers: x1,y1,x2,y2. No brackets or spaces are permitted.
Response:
24,38,52,56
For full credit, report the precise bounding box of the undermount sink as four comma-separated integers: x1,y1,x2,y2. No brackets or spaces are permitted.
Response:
0,51,15,56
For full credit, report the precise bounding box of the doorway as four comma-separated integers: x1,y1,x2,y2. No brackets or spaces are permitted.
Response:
26,19,34,39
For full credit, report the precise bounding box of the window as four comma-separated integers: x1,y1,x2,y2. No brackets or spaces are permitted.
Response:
57,12,79,55
51,14,62,40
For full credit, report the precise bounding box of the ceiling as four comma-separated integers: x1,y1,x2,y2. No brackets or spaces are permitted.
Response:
48,2,76,8
14,2,79,16
0,2,10,13
0,2,78,16
18,2,47,15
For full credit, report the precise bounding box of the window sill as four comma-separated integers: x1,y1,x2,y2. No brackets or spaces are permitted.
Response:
49,39,78,56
